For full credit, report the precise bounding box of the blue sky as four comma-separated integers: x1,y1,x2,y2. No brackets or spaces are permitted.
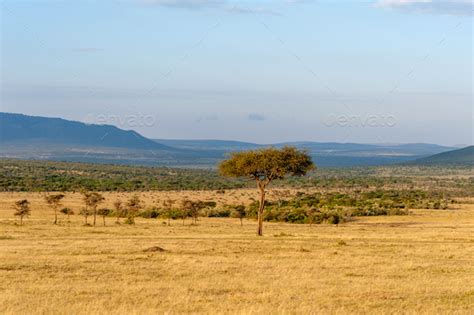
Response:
1,0,472,145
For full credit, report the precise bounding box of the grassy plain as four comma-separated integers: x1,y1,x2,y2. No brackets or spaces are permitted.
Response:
1,191,473,314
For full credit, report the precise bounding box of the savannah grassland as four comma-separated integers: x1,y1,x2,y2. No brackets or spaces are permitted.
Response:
1,188,474,314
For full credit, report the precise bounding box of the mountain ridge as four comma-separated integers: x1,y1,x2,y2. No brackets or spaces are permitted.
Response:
409,146,474,166
0,112,461,168
0,112,172,151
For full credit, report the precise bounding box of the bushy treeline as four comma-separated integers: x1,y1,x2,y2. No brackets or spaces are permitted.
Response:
93,189,454,225
0,159,246,192
13,188,455,226
291,168,474,197
242,190,452,224
1,159,473,198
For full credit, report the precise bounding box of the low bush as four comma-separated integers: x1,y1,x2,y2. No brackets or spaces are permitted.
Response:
140,208,160,218
204,208,231,217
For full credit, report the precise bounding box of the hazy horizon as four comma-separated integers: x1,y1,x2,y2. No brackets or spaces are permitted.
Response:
1,110,469,148
1,0,472,146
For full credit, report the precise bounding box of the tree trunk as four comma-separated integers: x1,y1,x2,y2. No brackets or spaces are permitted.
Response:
103,216,106,226
240,218,243,227
168,217,171,226
257,183,266,236
20,216,23,226
93,208,97,226
54,208,58,225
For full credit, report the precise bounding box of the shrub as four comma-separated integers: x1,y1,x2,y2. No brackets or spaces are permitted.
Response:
124,217,135,225
229,205,246,226
205,208,231,217
326,213,341,225
125,194,143,225
140,208,160,219
160,209,181,220
60,207,74,221
286,207,307,223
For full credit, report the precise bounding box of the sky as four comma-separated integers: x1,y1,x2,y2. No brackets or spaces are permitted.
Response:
1,0,473,145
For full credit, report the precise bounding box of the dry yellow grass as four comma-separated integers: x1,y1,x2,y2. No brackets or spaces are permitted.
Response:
1,192,473,314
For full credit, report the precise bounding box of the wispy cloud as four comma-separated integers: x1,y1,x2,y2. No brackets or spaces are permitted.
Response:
375,0,473,16
139,0,305,15
284,0,315,4
140,0,224,10
226,5,281,16
71,48,104,53
248,113,266,122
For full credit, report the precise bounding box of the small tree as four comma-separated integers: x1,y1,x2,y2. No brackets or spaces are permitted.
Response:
232,205,246,226
125,194,143,225
13,199,31,225
97,208,112,226
181,200,213,225
113,200,124,224
162,199,176,226
306,207,318,227
60,207,74,222
45,193,65,224
79,208,92,225
219,146,314,236
82,192,105,226
180,200,191,225
190,201,204,224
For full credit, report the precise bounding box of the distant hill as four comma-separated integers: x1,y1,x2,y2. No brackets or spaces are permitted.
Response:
410,146,474,166
153,139,455,167
274,142,454,156
0,112,171,150
155,139,453,155
0,112,458,168
154,139,261,151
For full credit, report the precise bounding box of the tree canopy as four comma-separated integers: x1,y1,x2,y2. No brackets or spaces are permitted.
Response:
219,146,315,184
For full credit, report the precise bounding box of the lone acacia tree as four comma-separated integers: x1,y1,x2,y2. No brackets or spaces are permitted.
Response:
13,199,31,225
45,193,65,225
219,146,314,236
